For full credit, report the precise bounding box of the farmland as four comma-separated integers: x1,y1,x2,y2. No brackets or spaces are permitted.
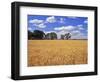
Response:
28,40,87,66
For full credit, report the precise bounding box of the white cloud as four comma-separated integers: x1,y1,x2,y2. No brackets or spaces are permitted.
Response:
46,16,56,23
77,24,84,30
71,30,80,34
53,25,87,39
71,30,87,39
29,19,46,28
29,19,44,24
57,30,69,39
54,26,76,31
71,33,87,39
54,26,77,39
77,24,83,27
59,18,65,23
34,23,46,28
38,23,46,28
84,20,88,24
78,27,84,30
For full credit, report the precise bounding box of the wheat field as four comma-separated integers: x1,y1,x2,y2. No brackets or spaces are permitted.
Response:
28,40,87,66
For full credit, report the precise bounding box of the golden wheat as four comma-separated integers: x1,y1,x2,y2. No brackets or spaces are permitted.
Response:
28,40,87,66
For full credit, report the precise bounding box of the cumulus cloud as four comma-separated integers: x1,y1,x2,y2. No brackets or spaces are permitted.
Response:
29,19,46,28
53,25,87,39
46,16,56,23
29,16,57,28
78,27,84,30
70,30,87,39
38,23,46,28
71,30,80,34
57,30,69,39
71,33,87,39
77,24,84,30
29,19,44,24
84,20,88,24
34,23,46,28
59,18,65,23
54,26,76,31
77,24,83,27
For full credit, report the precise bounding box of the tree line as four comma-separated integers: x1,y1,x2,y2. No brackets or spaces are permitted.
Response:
28,30,71,40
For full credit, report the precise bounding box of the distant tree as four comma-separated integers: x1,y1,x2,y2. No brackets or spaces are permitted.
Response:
33,30,45,39
61,35,64,40
64,33,71,40
50,32,57,40
46,32,57,40
28,30,33,40
45,33,51,39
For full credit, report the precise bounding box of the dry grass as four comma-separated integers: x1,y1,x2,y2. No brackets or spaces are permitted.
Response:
28,40,87,66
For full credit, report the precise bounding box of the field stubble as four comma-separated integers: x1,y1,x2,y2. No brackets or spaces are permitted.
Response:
28,40,87,66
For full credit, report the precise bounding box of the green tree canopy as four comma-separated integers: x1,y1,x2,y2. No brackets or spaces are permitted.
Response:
46,32,57,40
33,30,45,39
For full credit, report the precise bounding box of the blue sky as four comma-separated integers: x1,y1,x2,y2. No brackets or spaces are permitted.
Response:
28,15,88,39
